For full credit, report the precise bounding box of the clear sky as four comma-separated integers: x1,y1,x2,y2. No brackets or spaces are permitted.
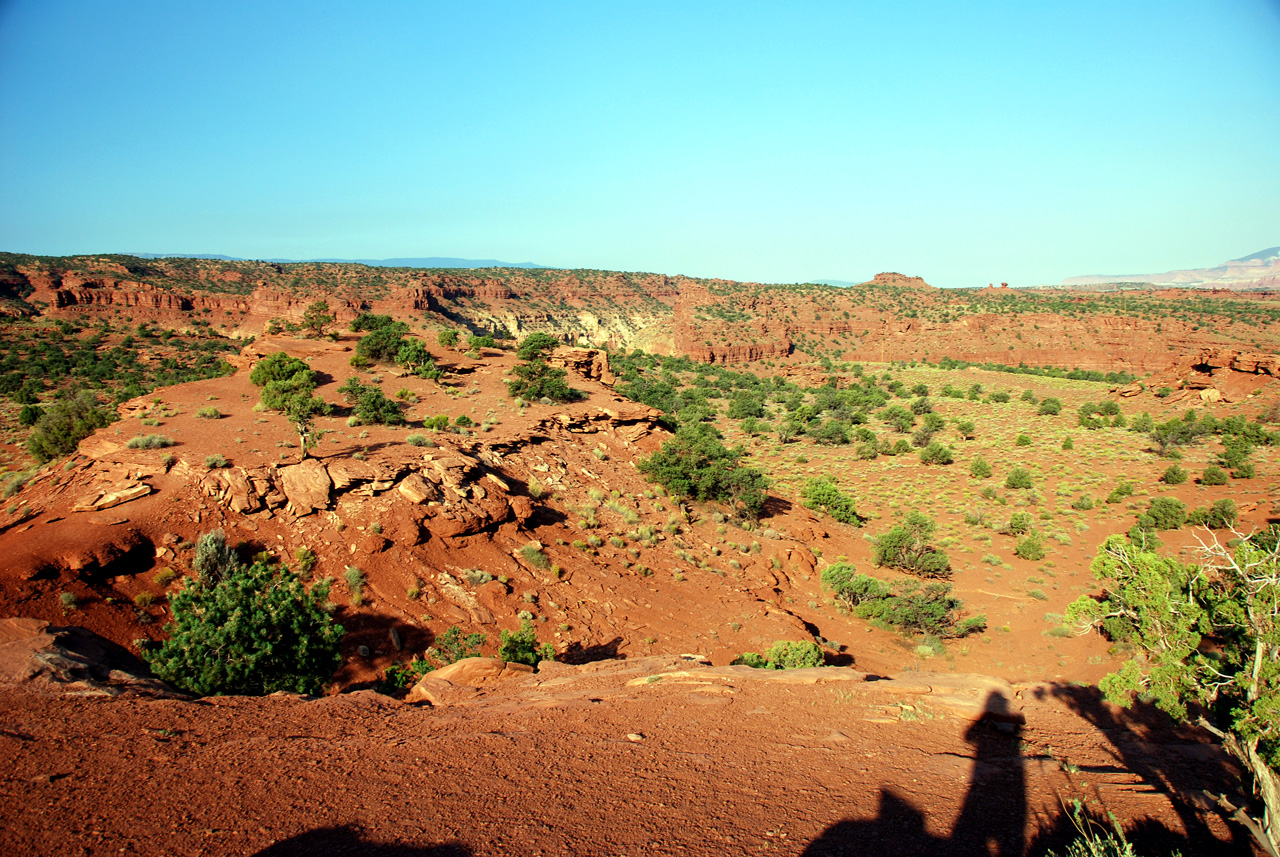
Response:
1,1,1277,288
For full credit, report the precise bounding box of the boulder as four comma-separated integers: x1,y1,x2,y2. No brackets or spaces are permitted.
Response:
397,472,438,505
278,458,331,515
73,481,151,513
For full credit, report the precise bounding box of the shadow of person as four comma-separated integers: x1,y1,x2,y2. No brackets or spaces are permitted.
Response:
801,788,943,856
803,691,1027,857
251,825,471,856
948,691,1027,856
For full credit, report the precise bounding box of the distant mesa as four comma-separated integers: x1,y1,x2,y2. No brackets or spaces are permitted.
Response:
128,253,547,269
1061,245,1280,291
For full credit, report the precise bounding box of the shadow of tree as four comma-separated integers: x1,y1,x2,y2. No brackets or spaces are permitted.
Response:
802,691,1234,856
1036,682,1256,854
558,636,625,664
251,825,470,856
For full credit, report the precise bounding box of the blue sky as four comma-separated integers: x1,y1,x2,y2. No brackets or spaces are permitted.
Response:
1,1,1277,287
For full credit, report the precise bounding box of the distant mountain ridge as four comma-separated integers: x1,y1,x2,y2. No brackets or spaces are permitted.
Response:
128,253,547,269
1062,246,1280,290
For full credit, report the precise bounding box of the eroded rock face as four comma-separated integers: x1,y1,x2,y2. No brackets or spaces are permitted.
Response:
547,347,616,386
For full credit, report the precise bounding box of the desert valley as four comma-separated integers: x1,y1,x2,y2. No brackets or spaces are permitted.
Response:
0,251,1277,854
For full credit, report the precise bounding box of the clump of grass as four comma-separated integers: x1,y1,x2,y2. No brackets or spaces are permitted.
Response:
59,591,78,612
204,454,228,469
194,406,221,420
527,476,549,500
134,591,155,608
406,433,429,447
517,543,551,570
345,566,366,605
295,546,317,575
462,568,494,586
154,568,177,587
127,434,175,449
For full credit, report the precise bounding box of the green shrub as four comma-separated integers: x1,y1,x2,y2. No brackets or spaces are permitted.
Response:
801,477,863,526
1234,462,1257,480
337,376,406,425
873,513,951,578
825,572,984,638
498,618,555,666
143,560,342,696
1002,512,1033,536
26,391,111,463
1072,495,1095,511
126,434,174,450
1146,497,1187,530
954,419,976,440
1062,435,1074,450
969,456,992,478
250,352,314,387
437,330,459,347
507,359,579,402
918,442,954,465
989,391,1010,403
734,640,825,670
1201,465,1229,486
517,543,551,569
639,422,769,520
344,566,366,605
1105,481,1134,504
204,454,227,469
1037,398,1062,416
430,626,486,665
294,547,317,575
194,529,241,584
1160,464,1188,485
454,413,474,428
1015,434,1032,447
1005,466,1033,489
1188,499,1237,529
1015,531,1047,561
195,406,221,420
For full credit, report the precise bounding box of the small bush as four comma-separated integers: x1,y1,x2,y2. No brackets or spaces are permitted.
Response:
1005,467,1033,490
145,561,342,696
517,543,551,570
1002,512,1033,536
1105,481,1134,504
918,442,954,465
195,406,221,420
126,434,175,450
824,571,984,638
406,433,428,447
295,547,317,575
1071,495,1095,511
1015,531,1047,561
874,513,951,578
801,477,863,525
969,456,992,478
1062,435,1074,450
204,454,228,469
344,566,366,606
1160,464,1188,485
1037,398,1062,416
734,639,825,670
1200,465,1229,486
498,618,555,666
1015,434,1032,447
1188,498,1237,529
1146,497,1187,530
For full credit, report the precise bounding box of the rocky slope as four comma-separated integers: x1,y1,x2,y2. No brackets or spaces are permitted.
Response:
0,618,1250,856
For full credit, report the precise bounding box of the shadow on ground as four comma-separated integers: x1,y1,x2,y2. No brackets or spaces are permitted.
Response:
802,690,1251,856
252,826,470,856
